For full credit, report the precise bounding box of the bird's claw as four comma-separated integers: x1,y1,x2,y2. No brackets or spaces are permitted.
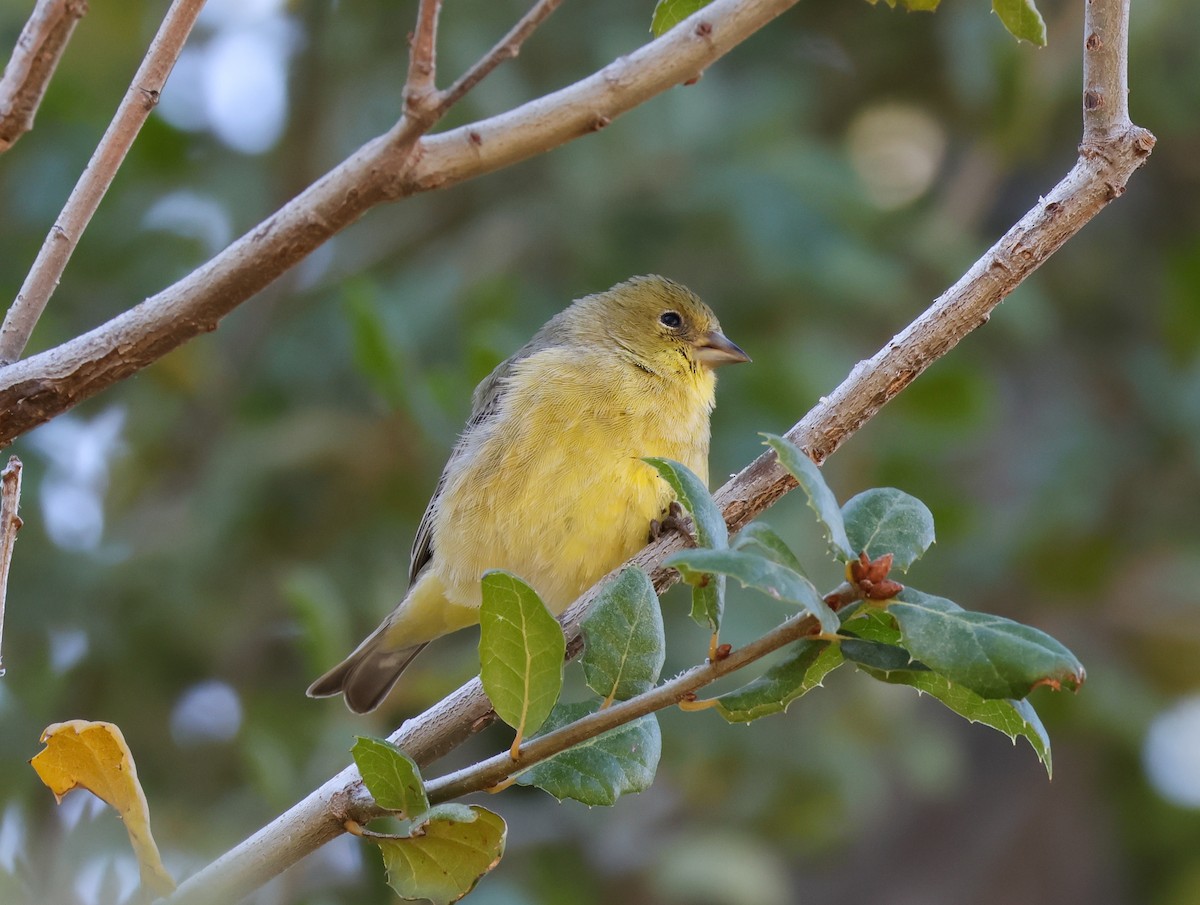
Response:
649,500,697,545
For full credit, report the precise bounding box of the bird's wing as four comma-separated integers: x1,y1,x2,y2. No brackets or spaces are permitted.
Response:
406,350,520,586
407,310,574,586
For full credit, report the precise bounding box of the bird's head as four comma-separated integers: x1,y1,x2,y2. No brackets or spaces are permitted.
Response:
580,275,750,378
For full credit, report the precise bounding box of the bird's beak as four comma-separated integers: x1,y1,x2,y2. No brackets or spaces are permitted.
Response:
693,330,751,367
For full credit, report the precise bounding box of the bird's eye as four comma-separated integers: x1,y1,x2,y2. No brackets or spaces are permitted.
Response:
659,311,683,329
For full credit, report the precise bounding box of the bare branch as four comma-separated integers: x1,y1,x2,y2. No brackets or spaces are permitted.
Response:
0,456,24,676
0,0,87,153
436,0,564,115
403,0,442,119
1082,0,1130,141
0,0,799,447
0,0,206,366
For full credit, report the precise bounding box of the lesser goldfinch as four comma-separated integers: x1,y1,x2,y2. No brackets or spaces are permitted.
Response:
308,275,749,712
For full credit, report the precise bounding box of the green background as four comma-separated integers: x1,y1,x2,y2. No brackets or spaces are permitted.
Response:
1,0,1199,903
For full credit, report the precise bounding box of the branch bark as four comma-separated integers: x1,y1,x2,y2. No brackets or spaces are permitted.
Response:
0,455,24,676
0,0,206,366
0,0,87,153
403,0,442,119
0,0,799,447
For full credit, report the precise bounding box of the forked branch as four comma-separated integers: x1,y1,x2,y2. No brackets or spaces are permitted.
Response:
0,0,798,446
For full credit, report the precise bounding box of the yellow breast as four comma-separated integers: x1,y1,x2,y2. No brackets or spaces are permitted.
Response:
431,347,715,613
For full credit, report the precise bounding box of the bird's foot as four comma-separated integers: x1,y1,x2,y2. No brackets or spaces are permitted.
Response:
649,500,696,545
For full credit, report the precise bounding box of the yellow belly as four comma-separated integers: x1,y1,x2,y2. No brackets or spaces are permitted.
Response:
430,348,713,615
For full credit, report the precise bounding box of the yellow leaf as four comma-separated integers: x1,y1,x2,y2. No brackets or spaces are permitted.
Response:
31,720,176,897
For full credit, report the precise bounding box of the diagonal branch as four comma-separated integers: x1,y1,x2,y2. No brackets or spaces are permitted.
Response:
437,0,564,115
0,0,798,447
0,0,87,153
0,0,206,366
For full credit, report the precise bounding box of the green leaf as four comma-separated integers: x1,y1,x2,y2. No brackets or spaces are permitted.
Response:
351,737,428,818
713,641,844,722
841,488,936,572
664,547,839,635
992,0,1047,45
517,701,661,806
839,638,926,674
582,568,665,702
733,522,808,577
371,805,507,905
650,0,713,37
840,607,902,644
694,583,724,634
762,434,854,561
888,589,1086,700
859,666,1053,777
641,457,727,549
642,457,727,632
479,571,566,743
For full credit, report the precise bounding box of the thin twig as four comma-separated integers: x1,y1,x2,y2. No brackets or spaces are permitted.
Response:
436,0,564,114
1082,0,1129,141
424,599,850,803
0,0,206,366
0,0,783,444
0,456,24,677
403,0,442,119
0,0,87,153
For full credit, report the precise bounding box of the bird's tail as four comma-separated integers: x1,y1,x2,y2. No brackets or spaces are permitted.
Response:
306,626,428,714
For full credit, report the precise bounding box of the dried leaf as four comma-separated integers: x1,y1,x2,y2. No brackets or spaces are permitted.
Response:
31,720,175,897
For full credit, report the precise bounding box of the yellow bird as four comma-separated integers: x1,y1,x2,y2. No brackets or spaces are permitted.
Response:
308,275,749,712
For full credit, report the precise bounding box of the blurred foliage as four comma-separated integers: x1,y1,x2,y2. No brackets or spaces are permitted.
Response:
1,0,1199,903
